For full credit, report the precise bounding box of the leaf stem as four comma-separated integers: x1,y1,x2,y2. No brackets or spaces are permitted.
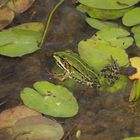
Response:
39,0,64,48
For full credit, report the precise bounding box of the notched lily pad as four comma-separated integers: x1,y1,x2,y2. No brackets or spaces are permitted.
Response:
7,0,35,14
20,81,79,117
86,18,119,30
92,28,133,49
123,7,140,26
0,7,15,30
77,0,139,9
13,116,64,140
77,4,133,20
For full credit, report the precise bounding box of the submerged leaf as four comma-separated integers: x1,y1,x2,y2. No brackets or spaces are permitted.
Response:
131,25,140,48
78,38,128,72
92,28,133,49
77,0,139,9
86,18,119,30
123,7,140,26
7,0,35,14
21,81,79,117
0,7,15,30
77,4,133,20
0,29,41,57
13,116,64,140
0,105,41,129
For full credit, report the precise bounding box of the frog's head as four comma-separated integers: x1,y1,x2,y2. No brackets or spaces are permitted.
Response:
53,52,67,70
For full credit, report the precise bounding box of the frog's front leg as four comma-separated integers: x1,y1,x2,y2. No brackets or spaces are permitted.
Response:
53,71,70,81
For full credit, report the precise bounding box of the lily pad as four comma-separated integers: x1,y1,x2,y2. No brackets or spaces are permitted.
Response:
77,4,133,20
0,29,41,57
13,116,64,140
92,28,133,49
77,0,139,9
0,7,15,30
129,57,140,80
20,81,79,117
8,22,44,32
7,0,35,14
86,18,119,30
78,38,129,72
131,25,140,48
123,137,140,140
123,7,140,26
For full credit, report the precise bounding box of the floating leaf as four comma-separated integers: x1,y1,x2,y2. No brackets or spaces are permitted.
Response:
77,0,139,9
78,38,128,72
8,22,44,32
0,7,15,30
7,0,35,14
20,81,79,117
77,4,133,20
0,29,41,57
123,7,140,26
92,28,133,49
123,137,140,140
0,105,41,129
13,116,64,140
129,57,140,80
131,25,140,48
86,18,119,30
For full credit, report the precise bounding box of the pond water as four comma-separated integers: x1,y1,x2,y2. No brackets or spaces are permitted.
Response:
1,0,140,140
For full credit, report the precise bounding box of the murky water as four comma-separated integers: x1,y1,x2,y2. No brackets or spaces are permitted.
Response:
1,0,140,140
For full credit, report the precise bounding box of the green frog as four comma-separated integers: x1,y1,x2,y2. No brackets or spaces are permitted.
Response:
53,50,123,88
53,50,101,88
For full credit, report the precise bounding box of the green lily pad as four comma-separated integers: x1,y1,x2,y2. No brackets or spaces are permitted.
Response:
0,29,41,57
7,0,35,14
92,28,133,49
86,18,119,30
129,80,140,101
77,4,133,20
77,0,139,9
20,81,79,118
13,116,64,140
123,7,140,26
123,137,140,140
131,26,140,48
78,38,129,72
